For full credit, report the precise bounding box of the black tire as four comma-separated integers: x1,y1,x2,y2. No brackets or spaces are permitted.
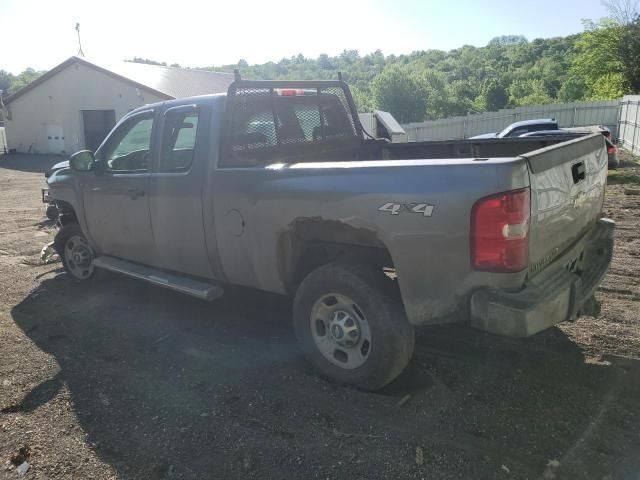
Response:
608,155,620,169
293,262,415,391
45,204,59,221
54,223,96,281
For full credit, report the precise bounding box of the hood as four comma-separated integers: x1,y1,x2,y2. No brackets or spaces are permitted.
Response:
44,160,70,178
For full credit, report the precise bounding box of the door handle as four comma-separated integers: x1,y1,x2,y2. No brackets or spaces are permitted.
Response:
127,189,146,200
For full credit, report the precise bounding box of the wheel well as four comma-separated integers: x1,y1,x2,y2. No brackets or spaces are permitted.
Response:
278,218,395,292
55,200,78,225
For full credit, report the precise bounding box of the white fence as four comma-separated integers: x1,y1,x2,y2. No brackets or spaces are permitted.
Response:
619,96,640,156
402,100,621,142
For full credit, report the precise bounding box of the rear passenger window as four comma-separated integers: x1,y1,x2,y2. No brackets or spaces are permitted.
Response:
245,111,277,147
294,104,321,141
221,87,359,167
159,107,199,172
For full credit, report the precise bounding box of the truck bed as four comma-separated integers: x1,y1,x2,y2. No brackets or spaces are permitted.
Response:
214,132,608,328
377,134,585,160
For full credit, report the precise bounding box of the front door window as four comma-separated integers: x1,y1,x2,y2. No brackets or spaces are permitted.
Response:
100,114,154,172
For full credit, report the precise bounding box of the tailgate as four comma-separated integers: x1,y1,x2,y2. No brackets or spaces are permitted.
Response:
523,134,608,277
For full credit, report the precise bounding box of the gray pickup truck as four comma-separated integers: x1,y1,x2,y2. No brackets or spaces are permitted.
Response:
46,77,614,390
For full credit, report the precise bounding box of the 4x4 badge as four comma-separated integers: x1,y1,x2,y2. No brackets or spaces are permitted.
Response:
378,202,435,217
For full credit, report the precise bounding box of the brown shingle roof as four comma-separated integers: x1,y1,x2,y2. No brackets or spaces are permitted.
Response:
4,56,234,104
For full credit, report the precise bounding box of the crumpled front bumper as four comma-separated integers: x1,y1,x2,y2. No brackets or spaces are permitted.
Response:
470,218,615,337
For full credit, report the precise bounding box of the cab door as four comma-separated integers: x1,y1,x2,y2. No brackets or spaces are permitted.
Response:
148,103,213,279
82,110,155,264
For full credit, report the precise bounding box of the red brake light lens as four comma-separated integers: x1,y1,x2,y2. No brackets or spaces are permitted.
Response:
275,89,302,96
607,144,617,155
471,188,530,273
274,88,315,96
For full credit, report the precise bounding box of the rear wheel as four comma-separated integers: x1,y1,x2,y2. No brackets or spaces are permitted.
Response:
54,223,96,281
293,262,414,391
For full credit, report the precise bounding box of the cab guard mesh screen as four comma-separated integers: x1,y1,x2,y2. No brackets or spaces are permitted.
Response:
222,80,362,165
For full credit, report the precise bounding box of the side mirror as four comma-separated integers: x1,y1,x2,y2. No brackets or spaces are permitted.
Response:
69,150,95,172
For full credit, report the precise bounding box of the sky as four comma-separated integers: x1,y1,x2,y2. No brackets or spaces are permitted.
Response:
0,0,610,74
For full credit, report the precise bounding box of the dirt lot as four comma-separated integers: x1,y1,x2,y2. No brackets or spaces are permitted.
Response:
0,153,639,480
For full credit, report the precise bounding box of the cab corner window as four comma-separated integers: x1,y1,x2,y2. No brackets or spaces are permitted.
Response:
102,114,154,172
159,108,199,172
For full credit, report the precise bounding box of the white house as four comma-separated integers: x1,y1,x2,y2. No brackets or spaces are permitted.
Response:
2,56,234,154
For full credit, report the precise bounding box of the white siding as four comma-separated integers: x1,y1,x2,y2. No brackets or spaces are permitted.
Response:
0,127,6,153
4,62,166,154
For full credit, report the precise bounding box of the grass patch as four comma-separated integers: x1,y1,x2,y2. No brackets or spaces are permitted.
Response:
608,169,640,185
618,149,640,167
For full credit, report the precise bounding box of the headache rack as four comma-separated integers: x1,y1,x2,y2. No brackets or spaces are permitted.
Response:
220,72,364,166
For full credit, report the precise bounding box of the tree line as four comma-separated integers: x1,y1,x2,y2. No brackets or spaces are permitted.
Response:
1,6,639,124
207,15,640,123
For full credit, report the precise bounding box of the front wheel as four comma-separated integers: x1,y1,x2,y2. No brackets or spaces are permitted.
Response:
54,223,96,281
293,262,415,391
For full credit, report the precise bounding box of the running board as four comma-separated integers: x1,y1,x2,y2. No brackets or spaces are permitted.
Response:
93,256,224,301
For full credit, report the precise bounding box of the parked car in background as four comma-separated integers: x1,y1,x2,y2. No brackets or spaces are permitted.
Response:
564,125,612,140
470,118,559,139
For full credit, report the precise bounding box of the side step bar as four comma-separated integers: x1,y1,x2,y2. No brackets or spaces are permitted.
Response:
93,256,224,301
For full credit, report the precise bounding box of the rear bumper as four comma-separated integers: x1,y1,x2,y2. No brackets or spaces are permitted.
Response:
470,218,615,337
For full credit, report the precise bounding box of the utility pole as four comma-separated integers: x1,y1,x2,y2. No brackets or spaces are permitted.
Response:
75,23,85,57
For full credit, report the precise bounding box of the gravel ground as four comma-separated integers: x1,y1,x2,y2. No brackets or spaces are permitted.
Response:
0,153,639,480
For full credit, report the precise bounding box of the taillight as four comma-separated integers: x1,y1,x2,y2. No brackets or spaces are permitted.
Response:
471,188,530,273
607,144,617,155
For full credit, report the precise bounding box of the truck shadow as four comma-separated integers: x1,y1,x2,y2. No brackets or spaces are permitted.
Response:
8,273,640,479
0,153,64,173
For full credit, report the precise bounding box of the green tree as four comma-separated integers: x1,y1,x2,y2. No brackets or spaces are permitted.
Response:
0,70,13,96
351,86,374,112
602,0,639,25
339,49,360,64
508,79,554,105
318,54,333,70
370,65,428,122
420,69,450,119
9,68,44,94
488,35,528,46
558,76,588,101
127,57,167,66
202,29,590,119
619,16,640,92
589,72,629,98
569,19,630,99
475,79,508,111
